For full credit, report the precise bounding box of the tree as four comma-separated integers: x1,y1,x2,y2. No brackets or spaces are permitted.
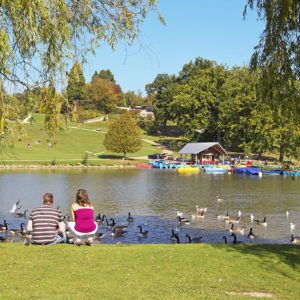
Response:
0,1,163,87
86,77,120,113
104,114,142,159
67,62,86,102
98,70,116,83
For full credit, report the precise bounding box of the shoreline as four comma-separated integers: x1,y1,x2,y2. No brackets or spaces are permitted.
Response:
0,164,138,170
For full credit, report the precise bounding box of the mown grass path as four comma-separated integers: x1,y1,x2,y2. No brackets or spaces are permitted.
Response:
1,244,299,299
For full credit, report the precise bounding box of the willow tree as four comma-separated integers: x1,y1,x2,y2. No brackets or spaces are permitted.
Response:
0,0,163,142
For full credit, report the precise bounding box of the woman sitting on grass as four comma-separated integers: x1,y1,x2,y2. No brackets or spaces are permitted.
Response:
68,189,97,246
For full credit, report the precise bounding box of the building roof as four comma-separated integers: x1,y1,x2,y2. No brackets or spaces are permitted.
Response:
179,142,226,155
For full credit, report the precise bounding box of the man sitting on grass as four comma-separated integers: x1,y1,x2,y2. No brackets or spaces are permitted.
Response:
27,193,66,245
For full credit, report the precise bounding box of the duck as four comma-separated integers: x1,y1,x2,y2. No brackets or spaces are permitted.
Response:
223,236,228,244
195,206,207,213
290,234,300,244
94,232,105,239
247,227,257,239
0,220,8,232
217,212,229,220
229,223,245,235
185,233,202,243
255,216,267,226
137,225,148,238
16,209,29,218
177,216,190,225
231,233,243,244
127,212,134,222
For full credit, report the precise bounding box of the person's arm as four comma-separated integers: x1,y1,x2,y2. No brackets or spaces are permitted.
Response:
71,203,76,221
27,219,33,232
58,221,66,233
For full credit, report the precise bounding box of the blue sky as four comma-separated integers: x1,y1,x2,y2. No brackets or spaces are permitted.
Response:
84,0,264,95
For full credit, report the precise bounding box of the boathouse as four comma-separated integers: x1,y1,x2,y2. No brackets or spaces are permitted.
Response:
178,142,226,164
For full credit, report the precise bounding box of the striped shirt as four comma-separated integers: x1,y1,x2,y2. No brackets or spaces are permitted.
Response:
29,204,63,245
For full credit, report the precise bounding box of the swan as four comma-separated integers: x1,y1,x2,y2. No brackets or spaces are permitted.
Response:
250,213,254,222
9,200,21,213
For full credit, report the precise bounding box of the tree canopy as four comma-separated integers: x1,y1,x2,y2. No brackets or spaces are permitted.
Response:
104,113,142,158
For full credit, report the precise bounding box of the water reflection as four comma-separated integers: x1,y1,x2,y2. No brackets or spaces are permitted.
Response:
0,169,299,244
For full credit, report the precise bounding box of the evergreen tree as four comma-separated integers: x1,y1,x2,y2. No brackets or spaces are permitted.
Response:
66,62,86,102
104,114,142,159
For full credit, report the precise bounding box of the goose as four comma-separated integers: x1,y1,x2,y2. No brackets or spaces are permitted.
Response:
223,236,228,244
217,212,229,220
216,196,224,202
247,228,257,239
177,211,183,217
255,216,267,226
106,218,116,228
9,200,21,213
0,236,13,243
63,214,70,222
229,223,245,235
137,225,148,237
127,212,134,222
231,233,243,244
290,222,298,231
177,216,191,225
291,234,300,244
191,211,205,219
10,223,25,235
250,213,254,222
225,216,240,224
111,227,126,237
0,220,8,232
16,209,29,218
94,232,105,239
170,232,180,244
185,233,202,243
195,206,207,213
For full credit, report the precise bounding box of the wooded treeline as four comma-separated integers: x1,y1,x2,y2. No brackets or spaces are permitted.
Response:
146,57,300,162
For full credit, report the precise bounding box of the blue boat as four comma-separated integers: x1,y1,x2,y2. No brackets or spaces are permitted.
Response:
283,171,300,177
261,169,282,175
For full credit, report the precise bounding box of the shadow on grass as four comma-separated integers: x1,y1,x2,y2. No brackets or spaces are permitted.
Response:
211,243,300,270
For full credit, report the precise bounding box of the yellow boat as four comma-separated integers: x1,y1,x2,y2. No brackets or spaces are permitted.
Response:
177,165,200,174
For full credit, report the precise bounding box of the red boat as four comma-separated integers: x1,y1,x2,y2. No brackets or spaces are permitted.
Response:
136,164,152,169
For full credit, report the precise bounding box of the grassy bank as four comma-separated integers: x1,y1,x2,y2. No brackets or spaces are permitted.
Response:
1,244,299,299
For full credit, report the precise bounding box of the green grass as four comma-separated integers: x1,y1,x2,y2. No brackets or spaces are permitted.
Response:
0,113,162,165
0,244,299,299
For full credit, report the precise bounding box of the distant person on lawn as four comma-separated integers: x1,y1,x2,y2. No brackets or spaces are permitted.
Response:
67,189,98,246
27,193,66,245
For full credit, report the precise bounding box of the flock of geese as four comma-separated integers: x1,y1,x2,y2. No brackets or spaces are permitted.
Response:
0,197,300,245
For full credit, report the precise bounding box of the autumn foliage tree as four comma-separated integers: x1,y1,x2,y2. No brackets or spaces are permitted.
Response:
104,114,142,159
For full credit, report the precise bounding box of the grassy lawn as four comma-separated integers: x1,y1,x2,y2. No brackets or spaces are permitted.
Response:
0,113,161,165
0,244,299,299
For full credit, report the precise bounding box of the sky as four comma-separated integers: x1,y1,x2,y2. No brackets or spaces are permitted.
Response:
84,0,265,95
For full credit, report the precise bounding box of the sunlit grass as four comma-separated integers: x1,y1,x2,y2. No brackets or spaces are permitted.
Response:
0,244,299,299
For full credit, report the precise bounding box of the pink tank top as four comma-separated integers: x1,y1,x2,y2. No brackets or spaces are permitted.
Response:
74,208,96,233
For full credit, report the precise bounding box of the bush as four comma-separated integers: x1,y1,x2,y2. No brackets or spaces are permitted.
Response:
81,152,89,166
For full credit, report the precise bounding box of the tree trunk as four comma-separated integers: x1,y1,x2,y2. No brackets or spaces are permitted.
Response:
123,151,126,160
279,144,284,162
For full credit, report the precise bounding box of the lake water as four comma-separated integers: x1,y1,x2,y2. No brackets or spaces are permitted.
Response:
0,169,299,244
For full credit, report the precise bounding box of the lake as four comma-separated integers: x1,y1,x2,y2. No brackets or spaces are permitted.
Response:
0,169,299,244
